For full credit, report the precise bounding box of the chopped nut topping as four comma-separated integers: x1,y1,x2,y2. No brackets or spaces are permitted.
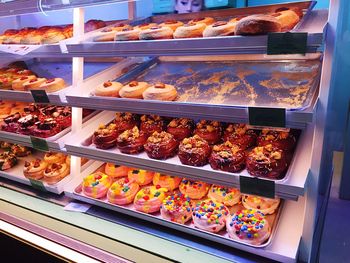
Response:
155,83,166,89
129,81,138,87
271,151,281,160
103,81,112,88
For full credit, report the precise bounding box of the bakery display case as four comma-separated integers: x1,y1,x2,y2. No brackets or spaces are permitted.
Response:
0,0,339,263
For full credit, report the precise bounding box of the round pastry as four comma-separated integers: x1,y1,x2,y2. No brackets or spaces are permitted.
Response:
153,173,182,191
159,20,184,31
203,21,236,37
246,144,288,179
20,28,42,45
134,185,168,213
272,8,302,31
134,23,158,30
208,185,241,207
104,163,131,179
142,83,177,101
226,209,271,245
0,141,12,151
174,22,207,39
14,69,35,78
114,112,140,134
0,29,19,44
94,24,132,42
0,152,17,171
93,81,123,97
23,159,48,180
119,81,150,99
178,135,211,167
85,19,106,32
127,168,154,186
235,14,282,35
115,27,141,41
179,178,210,199
38,78,66,93
242,195,280,215
65,156,71,166
209,141,246,173
160,193,192,224
107,177,140,205
12,75,37,91
167,118,195,141
189,17,215,26
23,77,47,90
140,115,167,137
32,118,61,138
43,162,70,185
144,131,179,160
139,26,174,40
92,123,119,149
41,27,66,44
10,144,31,157
194,120,222,145
223,124,257,150
44,152,66,164
257,129,296,152
116,126,148,154
108,23,132,32
192,199,229,233
82,171,112,199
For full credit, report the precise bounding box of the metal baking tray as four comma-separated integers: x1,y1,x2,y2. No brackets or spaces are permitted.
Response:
70,161,283,249
91,56,321,111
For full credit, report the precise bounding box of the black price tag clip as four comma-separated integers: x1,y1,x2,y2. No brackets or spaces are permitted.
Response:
240,176,275,199
267,32,307,55
249,107,286,128
31,90,50,104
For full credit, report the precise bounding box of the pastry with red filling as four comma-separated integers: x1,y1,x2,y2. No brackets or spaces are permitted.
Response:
194,120,222,145
257,129,296,152
140,115,167,137
144,131,179,160
32,118,61,138
92,123,119,149
167,118,194,141
223,123,257,150
178,135,211,167
117,126,148,154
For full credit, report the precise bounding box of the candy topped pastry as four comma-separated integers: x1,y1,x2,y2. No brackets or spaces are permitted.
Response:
208,185,241,207
82,172,112,199
128,168,154,186
134,186,168,213
107,177,140,205
242,195,280,215
153,173,182,191
194,120,222,145
179,178,210,199
223,124,257,150
160,193,192,224
104,163,131,179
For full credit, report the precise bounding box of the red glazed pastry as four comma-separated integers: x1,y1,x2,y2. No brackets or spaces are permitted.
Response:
144,131,179,160
17,114,39,135
140,115,167,137
51,106,71,129
223,124,257,150
114,112,140,134
178,135,211,167
32,118,61,138
257,129,296,152
1,112,21,133
246,144,288,179
117,126,148,154
167,118,194,141
194,120,222,145
92,123,119,149
209,141,246,173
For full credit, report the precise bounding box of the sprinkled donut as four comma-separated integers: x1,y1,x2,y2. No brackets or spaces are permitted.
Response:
134,185,168,213
107,177,140,205
208,185,241,207
128,168,154,186
179,178,210,199
82,172,112,199
160,193,192,224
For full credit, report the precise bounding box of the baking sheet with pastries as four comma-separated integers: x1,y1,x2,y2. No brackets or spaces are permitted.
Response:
73,164,281,249
113,59,321,110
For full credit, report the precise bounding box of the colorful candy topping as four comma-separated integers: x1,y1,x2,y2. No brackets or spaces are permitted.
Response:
161,193,191,213
229,209,266,239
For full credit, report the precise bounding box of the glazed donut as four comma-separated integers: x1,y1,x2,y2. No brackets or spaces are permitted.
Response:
93,81,123,97
203,21,236,37
139,26,174,40
43,162,70,185
235,14,282,35
257,129,296,152
178,135,211,167
272,8,302,31
226,209,271,245
179,178,210,199
117,126,148,154
189,17,215,26
144,131,179,160
94,24,132,42
92,123,119,149
246,144,288,179
143,83,177,101
160,193,192,224
134,185,168,213
140,115,167,137
119,81,150,99
128,168,154,186
167,118,195,141
107,177,140,205
194,120,222,145
153,173,182,191
41,27,66,44
104,163,131,179
114,112,140,134
159,20,184,31
23,78,47,90
209,141,246,173
82,171,112,199
0,152,17,171
223,124,257,150
12,75,37,91
242,195,280,215
208,185,241,206
65,156,71,166
192,199,229,233
23,159,48,180
115,27,141,41
10,144,31,157
44,152,66,164
174,22,207,39
134,23,158,30
38,78,66,93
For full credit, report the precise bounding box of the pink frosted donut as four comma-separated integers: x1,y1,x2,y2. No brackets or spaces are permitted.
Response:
134,186,168,213
82,172,112,199
104,163,131,179
128,168,154,186
107,177,140,205
153,173,182,191
160,192,192,224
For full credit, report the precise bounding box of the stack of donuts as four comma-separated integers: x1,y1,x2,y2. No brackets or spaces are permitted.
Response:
81,163,281,245
0,62,66,92
91,112,297,180
0,19,106,45
93,7,302,42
